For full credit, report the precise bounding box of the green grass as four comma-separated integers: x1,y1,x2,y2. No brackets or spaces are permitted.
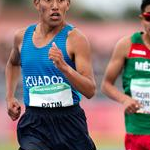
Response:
0,140,124,150
0,143,18,150
0,144,122,150
93,136,124,150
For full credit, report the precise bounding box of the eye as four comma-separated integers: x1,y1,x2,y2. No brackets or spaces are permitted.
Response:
44,0,51,2
58,0,65,3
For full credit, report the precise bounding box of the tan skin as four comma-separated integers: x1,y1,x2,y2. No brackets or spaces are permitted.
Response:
5,0,96,121
101,5,150,114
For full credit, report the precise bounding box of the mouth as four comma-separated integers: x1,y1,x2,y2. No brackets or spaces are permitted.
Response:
50,12,61,20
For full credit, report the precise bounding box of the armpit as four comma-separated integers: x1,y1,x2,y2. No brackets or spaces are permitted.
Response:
10,48,21,66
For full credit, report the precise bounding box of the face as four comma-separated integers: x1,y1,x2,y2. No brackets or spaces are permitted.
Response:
140,5,150,36
34,0,70,27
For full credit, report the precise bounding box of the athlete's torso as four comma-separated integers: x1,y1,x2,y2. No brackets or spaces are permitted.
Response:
123,32,150,134
21,24,81,107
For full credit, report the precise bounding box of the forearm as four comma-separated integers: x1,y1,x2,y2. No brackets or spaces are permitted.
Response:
62,65,96,99
5,63,20,100
101,81,130,104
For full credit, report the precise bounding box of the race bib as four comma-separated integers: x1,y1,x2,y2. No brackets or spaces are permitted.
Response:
29,83,73,108
130,78,150,114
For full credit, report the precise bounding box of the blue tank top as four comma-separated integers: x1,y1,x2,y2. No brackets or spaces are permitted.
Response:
21,24,81,106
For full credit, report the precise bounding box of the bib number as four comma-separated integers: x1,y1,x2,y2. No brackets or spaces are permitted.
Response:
29,83,73,108
130,79,150,114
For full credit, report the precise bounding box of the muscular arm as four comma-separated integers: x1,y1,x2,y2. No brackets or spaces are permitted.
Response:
5,29,24,99
49,29,96,99
5,46,21,99
5,28,25,120
101,37,129,103
101,36,140,113
65,29,96,99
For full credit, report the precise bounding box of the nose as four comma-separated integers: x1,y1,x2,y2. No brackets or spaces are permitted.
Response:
51,0,59,11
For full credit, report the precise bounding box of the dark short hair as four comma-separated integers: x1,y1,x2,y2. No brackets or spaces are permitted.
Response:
141,0,150,13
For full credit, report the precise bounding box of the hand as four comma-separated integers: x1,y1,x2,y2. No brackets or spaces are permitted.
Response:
49,42,68,72
6,97,21,121
123,97,141,114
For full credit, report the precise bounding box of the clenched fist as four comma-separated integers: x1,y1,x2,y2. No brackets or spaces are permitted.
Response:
49,42,68,72
6,97,21,121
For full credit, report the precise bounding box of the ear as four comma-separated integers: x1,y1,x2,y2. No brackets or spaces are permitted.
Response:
139,14,143,21
66,0,70,11
33,0,40,10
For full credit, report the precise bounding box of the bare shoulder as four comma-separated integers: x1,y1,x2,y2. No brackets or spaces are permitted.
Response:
116,35,131,47
115,35,131,51
67,28,89,51
113,35,132,58
68,28,87,40
14,28,26,49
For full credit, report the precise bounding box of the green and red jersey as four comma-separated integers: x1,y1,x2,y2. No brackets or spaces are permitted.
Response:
122,32,150,135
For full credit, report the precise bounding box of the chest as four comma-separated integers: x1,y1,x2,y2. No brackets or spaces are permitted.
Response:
32,33,74,61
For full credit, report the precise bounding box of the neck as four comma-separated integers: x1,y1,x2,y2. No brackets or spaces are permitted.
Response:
145,32,150,43
36,21,66,37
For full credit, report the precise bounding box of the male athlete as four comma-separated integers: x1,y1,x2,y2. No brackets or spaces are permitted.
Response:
101,0,150,149
5,0,96,150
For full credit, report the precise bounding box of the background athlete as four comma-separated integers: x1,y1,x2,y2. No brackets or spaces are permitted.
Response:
101,0,150,149
5,0,96,150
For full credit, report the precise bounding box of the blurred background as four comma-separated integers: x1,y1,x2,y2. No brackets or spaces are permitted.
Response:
0,0,143,150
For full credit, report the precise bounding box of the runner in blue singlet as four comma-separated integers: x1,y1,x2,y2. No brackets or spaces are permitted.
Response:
5,0,96,150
